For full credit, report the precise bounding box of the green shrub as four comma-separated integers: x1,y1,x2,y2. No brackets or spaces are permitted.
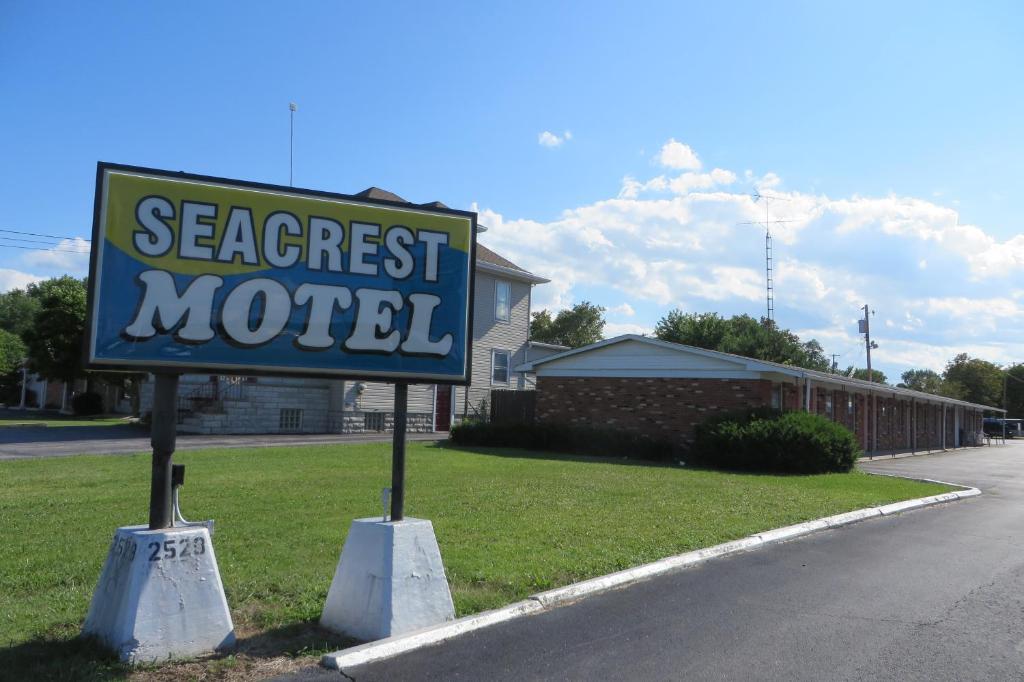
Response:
449,421,674,462
693,409,861,474
71,391,104,416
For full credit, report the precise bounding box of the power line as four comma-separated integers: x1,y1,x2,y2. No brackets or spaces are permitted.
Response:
0,235,85,247
0,244,90,254
0,228,90,242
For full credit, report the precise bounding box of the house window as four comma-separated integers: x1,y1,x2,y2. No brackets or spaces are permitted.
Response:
364,412,386,431
848,397,855,415
495,280,511,322
771,385,782,409
825,394,833,418
280,408,303,432
491,350,510,384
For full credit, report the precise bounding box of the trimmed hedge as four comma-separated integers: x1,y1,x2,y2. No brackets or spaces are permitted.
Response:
71,391,104,416
449,421,674,462
693,408,861,474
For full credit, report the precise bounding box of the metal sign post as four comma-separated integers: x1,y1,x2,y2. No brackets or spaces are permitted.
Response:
391,382,408,522
149,373,178,530
83,163,474,654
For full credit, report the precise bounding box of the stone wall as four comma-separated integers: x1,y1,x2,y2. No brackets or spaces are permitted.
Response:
333,412,434,434
178,382,331,435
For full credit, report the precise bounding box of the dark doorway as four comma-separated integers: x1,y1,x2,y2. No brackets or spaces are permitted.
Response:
435,385,452,431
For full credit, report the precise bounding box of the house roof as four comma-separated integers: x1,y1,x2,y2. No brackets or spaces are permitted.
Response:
517,334,1005,412
529,340,571,350
475,244,550,283
354,186,409,204
353,187,548,284
477,244,527,272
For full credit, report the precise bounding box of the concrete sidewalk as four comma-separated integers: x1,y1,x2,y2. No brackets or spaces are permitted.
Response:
0,427,443,460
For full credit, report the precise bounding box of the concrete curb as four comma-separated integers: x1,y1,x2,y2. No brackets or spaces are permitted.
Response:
321,599,543,669
321,483,980,672
859,443,1001,462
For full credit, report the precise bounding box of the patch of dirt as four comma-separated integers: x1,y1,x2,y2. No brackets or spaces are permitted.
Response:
128,620,358,681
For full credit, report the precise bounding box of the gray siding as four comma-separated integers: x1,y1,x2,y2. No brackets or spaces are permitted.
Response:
352,381,435,413
453,271,531,418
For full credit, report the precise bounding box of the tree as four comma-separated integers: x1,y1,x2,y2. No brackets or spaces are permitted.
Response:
654,311,729,349
846,367,888,384
0,329,26,376
942,353,1003,407
0,286,42,339
1006,364,1024,418
22,276,87,406
653,310,831,372
898,369,946,395
530,310,555,343
530,302,606,348
0,329,27,405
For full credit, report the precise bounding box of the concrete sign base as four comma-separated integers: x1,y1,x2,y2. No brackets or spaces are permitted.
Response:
321,517,455,641
83,525,235,663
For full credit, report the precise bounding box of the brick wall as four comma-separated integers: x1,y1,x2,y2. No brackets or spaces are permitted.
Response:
536,375,989,455
536,377,772,448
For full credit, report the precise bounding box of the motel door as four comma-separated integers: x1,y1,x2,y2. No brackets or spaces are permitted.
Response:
435,385,453,431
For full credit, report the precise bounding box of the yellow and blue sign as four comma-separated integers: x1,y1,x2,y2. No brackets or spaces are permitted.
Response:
86,164,476,383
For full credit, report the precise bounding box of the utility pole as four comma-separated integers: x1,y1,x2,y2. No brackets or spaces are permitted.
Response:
859,305,878,454
859,304,877,382
831,354,839,373
1004,371,1008,441
289,102,297,186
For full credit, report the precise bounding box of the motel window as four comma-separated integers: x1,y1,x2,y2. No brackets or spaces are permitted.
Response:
495,280,511,322
491,349,510,384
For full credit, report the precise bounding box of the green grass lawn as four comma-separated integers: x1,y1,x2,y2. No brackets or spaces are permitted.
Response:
0,412,135,428
0,442,952,680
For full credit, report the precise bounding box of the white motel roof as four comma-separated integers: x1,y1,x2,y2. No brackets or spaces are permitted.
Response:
516,334,1005,413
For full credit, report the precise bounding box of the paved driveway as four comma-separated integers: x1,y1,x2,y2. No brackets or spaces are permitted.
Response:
0,425,442,460
284,442,1024,681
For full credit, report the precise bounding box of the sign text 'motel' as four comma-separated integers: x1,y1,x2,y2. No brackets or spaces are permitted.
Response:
86,164,476,383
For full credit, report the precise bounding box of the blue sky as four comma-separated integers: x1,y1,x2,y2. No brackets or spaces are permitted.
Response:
2,1,1023,381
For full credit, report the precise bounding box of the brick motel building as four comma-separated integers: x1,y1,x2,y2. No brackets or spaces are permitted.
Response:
517,335,1003,456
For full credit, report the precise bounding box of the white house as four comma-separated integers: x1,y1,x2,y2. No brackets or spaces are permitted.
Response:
138,188,562,434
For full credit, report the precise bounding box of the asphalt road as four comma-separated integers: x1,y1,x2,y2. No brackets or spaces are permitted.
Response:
283,443,1024,681
0,425,442,460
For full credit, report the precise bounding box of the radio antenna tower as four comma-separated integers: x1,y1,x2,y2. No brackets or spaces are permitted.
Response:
740,192,796,323
289,102,298,186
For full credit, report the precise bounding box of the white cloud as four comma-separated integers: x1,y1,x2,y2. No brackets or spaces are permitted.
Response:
656,138,702,170
477,141,1024,381
23,237,90,274
538,130,572,148
0,268,44,292
619,168,736,198
609,303,635,317
604,321,651,338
